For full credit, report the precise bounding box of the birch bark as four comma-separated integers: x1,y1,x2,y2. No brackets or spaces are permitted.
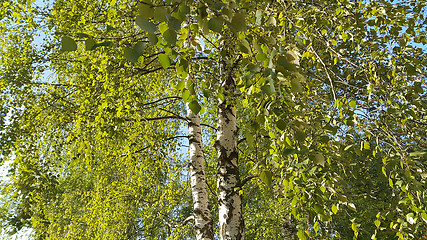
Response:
216,59,245,240
185,40,213,238
187,102,214,240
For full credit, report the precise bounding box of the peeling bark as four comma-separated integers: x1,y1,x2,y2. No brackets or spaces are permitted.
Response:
216,64,245,240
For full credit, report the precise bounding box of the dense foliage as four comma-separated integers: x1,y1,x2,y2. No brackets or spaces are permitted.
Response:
1,0,426,239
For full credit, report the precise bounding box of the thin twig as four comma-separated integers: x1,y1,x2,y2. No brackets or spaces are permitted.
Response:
240,175,260,187
310,45,337,103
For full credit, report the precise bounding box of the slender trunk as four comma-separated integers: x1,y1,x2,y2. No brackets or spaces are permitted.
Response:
183,22,213,239
186,79,214,239
216,60,245,240
282,215,295,239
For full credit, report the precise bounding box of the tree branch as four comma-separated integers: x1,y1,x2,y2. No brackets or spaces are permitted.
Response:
201,123,217,131
141,96,182,107
162,215,194,229
240,175,260,187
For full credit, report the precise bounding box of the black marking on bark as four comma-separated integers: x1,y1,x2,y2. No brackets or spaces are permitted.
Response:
188,137,200,144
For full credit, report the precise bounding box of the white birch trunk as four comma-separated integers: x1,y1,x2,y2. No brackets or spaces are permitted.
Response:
187,105,214,240
186,73,213,239
183,24,213,239
216,71,245,240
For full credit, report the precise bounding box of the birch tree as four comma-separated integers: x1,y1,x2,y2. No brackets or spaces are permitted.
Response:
1,0,426,239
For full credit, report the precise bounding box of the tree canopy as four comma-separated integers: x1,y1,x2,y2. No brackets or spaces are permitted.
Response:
1,0,426,239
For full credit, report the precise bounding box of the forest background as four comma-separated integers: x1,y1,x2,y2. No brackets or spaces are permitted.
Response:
0,0,426,239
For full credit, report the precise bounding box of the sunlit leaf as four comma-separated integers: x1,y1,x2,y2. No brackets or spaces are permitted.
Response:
332,204,338,214
158,54,171,69
314,153,325,167
260,170,273,186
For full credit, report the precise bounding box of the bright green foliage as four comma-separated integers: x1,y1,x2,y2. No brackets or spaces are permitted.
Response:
1,0,426,239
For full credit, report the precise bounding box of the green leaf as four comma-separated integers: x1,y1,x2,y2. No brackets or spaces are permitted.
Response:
344,144,353,151
349,100,356,108
210,2,225,10
277,54,298,72
168,17,181,30
85,38,96,51
374,219,380,228
239,39,250,53
314,153,325,167
230,13,246,32
297,230,307,240
342,32,349,42
153,7,167,22
136,16,157,33
332,204,338,214
124,42,145,63
314,222,320,234
256,53,267,61
291,78,303,93
283,149,296,155
163,29,177,46
208,17,223,33
61,36,77,51
276,119,286,130
197,6,207,19
138,3,153,19
314,204,324,214
295,131,305,142
179,4,190,16
363,141,370,150
352,222,359,238
124,47,138,63
260,170,273,186
421,212,427,222
405,63,417,75
182,89,191,102
158,54,171,69
261,84,273,95
133,42,145,55
147,33,158,45
188,100,201,115
176,79,185,91
246,131,254,149
171,11,185,22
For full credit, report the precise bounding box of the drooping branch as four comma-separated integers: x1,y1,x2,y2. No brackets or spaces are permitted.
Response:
141,96,182,107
